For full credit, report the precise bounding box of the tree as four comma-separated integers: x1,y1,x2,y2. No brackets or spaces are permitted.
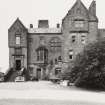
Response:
68,39,105,90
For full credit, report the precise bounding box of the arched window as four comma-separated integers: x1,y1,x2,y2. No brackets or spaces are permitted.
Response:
36,46,48,63
49,37,62,52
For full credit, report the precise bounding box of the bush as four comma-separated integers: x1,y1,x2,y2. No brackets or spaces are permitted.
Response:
67,39,105,90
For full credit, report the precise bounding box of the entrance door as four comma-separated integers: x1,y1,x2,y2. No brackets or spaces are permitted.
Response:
15,60,21,70
37,68,41,79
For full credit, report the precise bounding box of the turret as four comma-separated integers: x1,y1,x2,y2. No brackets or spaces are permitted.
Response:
89,0,96,16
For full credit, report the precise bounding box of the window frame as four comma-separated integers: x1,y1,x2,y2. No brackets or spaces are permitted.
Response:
74,20,84,28
81,33,87,44
55,68,61,75
36,47,48,62
15,32,21,45
69,50,73,60
16,36,21,45
50,37,62,52
71,35,76,43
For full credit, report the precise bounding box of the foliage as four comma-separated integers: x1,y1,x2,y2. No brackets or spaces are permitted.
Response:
68,39,105,90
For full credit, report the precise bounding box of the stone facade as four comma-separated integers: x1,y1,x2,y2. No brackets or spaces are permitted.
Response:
8,0,105,80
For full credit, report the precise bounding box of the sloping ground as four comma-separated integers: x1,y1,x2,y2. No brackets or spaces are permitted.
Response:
0,81,105,105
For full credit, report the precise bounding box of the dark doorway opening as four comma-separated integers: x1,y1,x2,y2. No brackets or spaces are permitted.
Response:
15,60,21,70
37,68,41,79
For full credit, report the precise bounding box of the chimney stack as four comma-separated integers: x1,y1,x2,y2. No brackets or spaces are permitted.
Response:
30,24,33,28
38,20,49,28
57,23,60,28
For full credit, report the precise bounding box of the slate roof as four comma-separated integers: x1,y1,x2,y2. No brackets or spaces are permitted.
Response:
28,28,62,34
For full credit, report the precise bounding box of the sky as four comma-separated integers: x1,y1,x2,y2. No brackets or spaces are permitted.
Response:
0,0,105,72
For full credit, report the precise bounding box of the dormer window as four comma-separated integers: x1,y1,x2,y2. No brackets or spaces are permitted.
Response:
74,20,84,28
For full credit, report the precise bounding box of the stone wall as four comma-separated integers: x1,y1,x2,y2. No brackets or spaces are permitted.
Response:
27,34,62,66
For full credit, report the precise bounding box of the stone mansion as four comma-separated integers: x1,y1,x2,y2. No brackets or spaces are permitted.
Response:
8,0,105,80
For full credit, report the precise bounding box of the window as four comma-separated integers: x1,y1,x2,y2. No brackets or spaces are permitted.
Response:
75,21,84,28
36,46,48,62
70,33,76,43
55,68,61,75
15,31,21,45
69,50,73,60
40,50,43,61
50,37,61,52
16,36,20,45
81,33,86,44
72,35,76,43
37,51,40,61
58,56,62,61
69,55,73,59
15,48,22,55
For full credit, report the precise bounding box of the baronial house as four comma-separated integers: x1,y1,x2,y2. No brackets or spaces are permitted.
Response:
7,0,105,81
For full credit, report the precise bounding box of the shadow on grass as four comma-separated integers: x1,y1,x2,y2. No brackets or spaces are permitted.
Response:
75,84,105,92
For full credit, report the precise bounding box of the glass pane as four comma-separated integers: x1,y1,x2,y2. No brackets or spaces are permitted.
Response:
75,21,84,28
81,33,86,44
16,37,20,45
